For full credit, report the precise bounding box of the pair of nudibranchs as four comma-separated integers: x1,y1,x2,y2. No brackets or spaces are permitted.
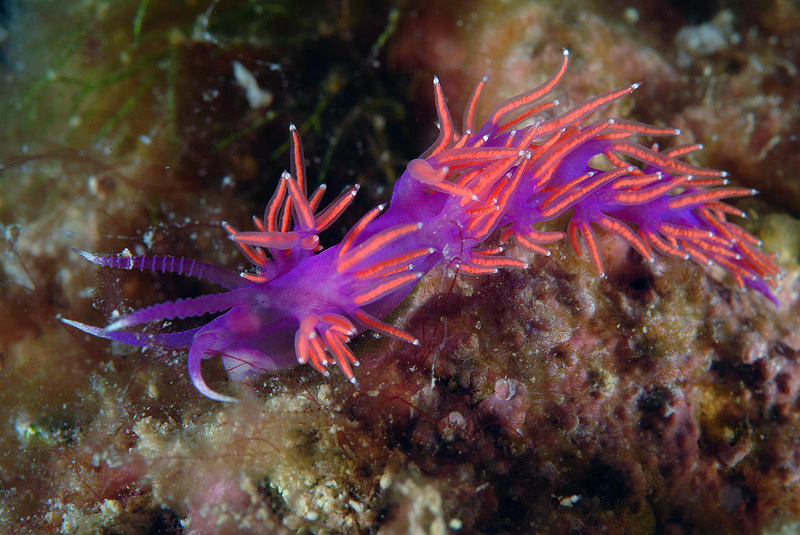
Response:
64,50,779,401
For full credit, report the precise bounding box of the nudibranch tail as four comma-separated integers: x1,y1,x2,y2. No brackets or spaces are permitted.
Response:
65,50,780,400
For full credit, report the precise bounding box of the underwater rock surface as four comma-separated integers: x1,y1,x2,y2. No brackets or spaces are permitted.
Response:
2,1,800,534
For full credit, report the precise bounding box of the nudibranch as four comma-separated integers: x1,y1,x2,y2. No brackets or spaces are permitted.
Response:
63,50,779,401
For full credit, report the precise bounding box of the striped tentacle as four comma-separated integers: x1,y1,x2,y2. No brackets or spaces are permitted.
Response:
104,287,252,332
74,250,246,290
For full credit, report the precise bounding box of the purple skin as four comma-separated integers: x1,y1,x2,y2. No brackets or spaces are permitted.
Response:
63,50,779,401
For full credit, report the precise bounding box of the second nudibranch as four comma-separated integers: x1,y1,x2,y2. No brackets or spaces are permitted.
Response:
63,50,779,401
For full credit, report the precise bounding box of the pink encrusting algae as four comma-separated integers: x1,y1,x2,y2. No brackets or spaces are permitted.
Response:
62,50,780,401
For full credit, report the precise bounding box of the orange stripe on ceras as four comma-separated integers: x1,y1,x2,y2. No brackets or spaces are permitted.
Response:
539,166,632,217
706,201,745,218
582,222,604,272
726,223,763,247
314,185,359,231
513,123,565,163
308,184,327,213
502,130,519,147
667,187,755,210
514,232,551,255
467,161,529,242
222,222,268,265
711,255,753,286
458,264,498,275
473,246,503,255
279,195,293,233
595,216,653,260
603,119,680,137
736,242,780,277
535,121,618,188
536,85,638,136
569,220,604,272
693,237,741,260
607,140,726,178
697,208,734,241
289,124,307,196
700,231,732,248
283,172,315,231
432,146,523,168
453,166,483,187
660,224,713,240
427,76,457,157
524,227,566,242
466,205,500,217
463,155,520,198
467,255,528,269
264,176,288,232
308,336,330,375
241,272,270,283
612,172,662,190
663,143,704,158
355,309,419,345
451,131,472,150
337,204,386,257
294,329,309,365
487,48,569,128
352,247,435,280
294,314,319,365
231,230,301,250
319,313,356,335
337,222,422,273
498,101,559,133
322,330,356,377
602,150,642,174
641,229,689,259
684,177,729,187
463,76,488,134
538,170,597,209
352,272,423,305
428,180,477,203
680,240,713,266
614,176,687,205
326,330,358,364
465,177,510,238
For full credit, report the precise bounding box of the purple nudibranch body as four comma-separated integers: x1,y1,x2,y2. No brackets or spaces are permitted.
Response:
63,50,780,401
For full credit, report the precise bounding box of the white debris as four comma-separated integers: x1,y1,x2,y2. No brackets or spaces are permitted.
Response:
675,10,740,60
233,61,273,109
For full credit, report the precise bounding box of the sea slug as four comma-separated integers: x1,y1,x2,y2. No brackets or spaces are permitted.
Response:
63,50,779,401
